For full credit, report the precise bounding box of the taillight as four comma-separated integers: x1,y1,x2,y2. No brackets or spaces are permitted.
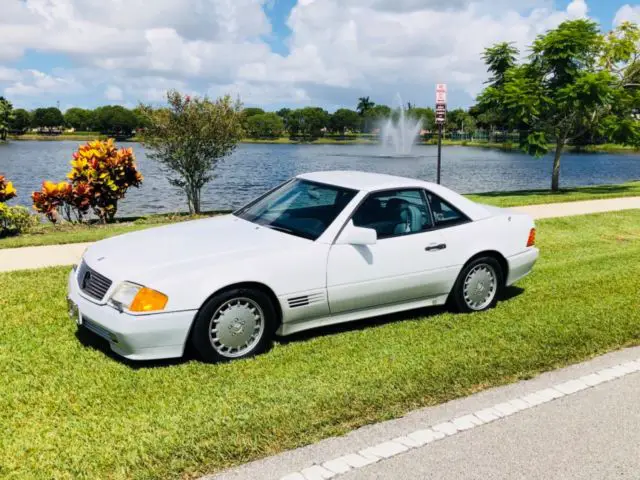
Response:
527,228,536,247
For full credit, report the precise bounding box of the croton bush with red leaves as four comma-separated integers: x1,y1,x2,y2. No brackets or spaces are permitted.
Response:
32,139,143,224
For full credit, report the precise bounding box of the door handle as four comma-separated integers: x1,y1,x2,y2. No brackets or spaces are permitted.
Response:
425,243,446,251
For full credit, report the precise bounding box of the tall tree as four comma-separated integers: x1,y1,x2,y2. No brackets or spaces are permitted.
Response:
275,107,292,132
94,106,138,137
298,107,330,139
483,42,519,88
9,108,31,134
246,112,285,138
446,109,476,134
330,108,360,134
0,97,14,141
64,108,95,131
240,107,266,133
356,96,375,116
476,42,519,136
477,20,640,191
140,91,243,214
32,107,64,130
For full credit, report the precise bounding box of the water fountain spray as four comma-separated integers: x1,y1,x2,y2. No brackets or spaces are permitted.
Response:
380,94,423,155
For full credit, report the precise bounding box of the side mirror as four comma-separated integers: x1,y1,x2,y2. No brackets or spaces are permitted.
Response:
336,220,377,246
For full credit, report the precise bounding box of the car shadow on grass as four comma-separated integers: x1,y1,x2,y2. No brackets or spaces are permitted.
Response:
278,286,525,346
74,328,198,369
74,286,524,368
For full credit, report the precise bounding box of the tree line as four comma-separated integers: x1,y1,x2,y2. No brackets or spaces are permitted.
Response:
0,103,147,138
0,98,480,142
239,103,477,139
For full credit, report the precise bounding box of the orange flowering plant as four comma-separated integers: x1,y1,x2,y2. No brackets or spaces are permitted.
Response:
0,175,17,203
32,139,142,224
0,176,36,237
32,181,73,223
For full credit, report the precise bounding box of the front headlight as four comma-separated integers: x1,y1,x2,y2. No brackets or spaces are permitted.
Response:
110,282,168,313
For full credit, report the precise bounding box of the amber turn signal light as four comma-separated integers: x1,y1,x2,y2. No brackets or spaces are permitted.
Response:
130,288,168,312
526,228,536,247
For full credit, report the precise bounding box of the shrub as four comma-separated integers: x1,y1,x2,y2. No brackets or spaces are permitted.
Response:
67,139,143,222
32,181,72,224
0,204,37,237
0,175,17,202
32,139,143,224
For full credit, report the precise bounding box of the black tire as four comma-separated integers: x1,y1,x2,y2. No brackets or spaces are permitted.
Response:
451,256,503,313
191,287,277,363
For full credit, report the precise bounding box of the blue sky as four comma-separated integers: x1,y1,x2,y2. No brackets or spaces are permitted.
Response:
1,0,638,111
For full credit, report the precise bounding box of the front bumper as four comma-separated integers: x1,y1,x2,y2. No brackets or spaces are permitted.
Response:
68,269,196,361
506,247,539,286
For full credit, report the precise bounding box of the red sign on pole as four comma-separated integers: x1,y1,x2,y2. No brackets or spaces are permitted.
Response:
435,83,447,125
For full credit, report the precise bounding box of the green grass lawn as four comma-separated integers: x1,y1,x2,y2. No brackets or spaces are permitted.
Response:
466,181,640,207
1,182,639,250
1,210,639,479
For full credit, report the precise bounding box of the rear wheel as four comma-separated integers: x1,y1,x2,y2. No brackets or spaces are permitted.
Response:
191,288,276,362
451,256,503,313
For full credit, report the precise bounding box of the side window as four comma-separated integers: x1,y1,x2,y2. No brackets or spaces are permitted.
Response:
426,192,468,228
353,189,433,240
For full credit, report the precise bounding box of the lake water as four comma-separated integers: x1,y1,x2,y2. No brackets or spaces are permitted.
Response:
1,141,639,216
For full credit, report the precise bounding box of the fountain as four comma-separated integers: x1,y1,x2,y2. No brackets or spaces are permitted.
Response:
380,94,423,155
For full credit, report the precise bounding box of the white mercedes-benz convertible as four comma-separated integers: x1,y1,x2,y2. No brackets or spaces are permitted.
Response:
68,171,538,362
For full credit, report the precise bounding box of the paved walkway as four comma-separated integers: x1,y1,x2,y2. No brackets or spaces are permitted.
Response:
0,197,639,273
205,346,640,480
510,196,640,219
0,242,91,272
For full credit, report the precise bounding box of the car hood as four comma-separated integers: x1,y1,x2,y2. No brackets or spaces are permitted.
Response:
83,214,307,283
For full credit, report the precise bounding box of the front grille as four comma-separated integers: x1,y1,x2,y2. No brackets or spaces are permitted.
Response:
77,261,112,301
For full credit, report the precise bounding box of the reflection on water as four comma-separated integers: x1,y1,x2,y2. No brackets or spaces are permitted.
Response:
1,141,639,216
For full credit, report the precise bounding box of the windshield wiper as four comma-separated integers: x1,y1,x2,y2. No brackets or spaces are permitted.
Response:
263,224,315,240
264,224,296,234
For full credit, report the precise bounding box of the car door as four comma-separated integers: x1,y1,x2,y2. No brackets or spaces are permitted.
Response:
326,188,458,314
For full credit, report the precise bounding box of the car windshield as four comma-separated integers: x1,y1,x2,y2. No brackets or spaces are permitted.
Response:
235,179,357,240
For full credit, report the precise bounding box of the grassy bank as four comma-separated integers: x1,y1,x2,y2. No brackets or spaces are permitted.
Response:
1,210,639,479
1,181,639,250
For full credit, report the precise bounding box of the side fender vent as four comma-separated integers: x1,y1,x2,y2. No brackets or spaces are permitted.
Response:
287,292,324,309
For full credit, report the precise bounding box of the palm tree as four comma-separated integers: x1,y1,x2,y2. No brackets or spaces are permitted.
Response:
0,97,14,141
356,96,375,116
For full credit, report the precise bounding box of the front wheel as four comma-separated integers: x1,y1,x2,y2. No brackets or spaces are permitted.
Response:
191,288,277,362
451,257,503,313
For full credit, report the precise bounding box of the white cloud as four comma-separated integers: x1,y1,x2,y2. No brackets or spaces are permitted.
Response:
233,0,580,107
0,0,606,109
566,0,588,19
614,4,640,26
0,67,21,83
104,85,123,101
3,70,81,97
